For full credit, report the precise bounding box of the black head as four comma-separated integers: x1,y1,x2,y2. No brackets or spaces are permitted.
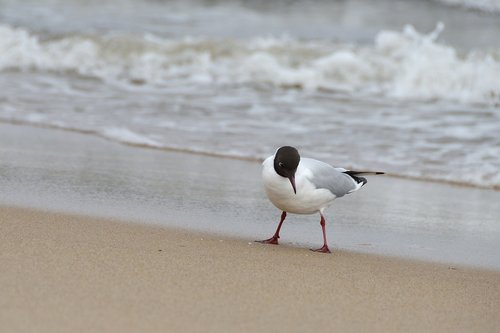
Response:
274,146,300,194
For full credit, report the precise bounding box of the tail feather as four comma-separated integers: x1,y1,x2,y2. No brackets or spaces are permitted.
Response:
345,171,385,176
344,170,384,186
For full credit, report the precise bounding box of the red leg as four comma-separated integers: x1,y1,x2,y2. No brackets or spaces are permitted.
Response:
311,213,331,253
256,211,287,245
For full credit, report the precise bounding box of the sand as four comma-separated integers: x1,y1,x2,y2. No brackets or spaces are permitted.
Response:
1,205,499,333
1,123,500,270
1,123,500,332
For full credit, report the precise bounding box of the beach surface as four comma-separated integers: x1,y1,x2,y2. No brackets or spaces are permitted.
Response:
2,205,500,333
2,1,499,330
1,123,500,332
1,123,500,269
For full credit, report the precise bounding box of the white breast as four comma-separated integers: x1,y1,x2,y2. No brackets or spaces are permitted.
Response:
262,156,337,214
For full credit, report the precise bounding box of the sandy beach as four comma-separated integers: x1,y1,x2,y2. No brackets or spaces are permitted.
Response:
1,123,500,332
2,0,499,330
2,205,499,332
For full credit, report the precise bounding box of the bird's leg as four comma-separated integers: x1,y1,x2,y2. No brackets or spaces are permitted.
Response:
256,211,287,245
311,213,331,253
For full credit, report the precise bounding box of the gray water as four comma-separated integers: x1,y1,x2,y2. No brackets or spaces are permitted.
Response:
1,0,499,188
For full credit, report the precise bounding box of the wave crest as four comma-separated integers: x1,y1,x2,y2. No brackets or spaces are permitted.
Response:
1,23,499,105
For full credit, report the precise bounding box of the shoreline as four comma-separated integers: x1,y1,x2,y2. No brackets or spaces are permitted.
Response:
1,119,498,192
2,205,499,332
3,203,498,274
1,122,500,270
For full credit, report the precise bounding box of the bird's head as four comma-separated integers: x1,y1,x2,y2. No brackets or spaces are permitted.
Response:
274,146,300,194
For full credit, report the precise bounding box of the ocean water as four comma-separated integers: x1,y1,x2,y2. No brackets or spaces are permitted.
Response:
1,0,499,188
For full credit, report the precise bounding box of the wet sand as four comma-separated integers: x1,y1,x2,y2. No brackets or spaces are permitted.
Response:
2,206,500,332
1,123,499,269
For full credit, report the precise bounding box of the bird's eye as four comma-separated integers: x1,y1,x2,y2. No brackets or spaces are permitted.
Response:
278,162,284,167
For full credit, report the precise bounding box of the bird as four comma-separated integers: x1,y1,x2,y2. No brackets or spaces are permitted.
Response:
258,146,384,253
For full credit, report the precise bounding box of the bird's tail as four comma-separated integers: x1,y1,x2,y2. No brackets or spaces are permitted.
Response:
344,170,385,186
345,171,385,176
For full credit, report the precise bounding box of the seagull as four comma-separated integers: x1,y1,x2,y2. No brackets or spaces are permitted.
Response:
258,146,384,253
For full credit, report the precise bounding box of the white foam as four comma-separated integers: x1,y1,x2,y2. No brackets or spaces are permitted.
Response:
373,24,500,104
1,23,499,106
435,0,500,12
101,127,162,148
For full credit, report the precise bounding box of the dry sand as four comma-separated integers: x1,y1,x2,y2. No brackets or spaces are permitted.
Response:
1,206,499,333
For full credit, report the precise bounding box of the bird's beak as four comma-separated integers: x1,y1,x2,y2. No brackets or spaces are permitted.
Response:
288,175,297,194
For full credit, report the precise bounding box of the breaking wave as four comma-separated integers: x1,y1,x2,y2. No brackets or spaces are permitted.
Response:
436,0,500,13
1,23,499,106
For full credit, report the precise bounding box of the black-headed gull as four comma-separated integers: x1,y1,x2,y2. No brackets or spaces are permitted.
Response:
258,146,384,253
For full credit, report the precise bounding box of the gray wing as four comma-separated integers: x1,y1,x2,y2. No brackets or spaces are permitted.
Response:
301,158,358,198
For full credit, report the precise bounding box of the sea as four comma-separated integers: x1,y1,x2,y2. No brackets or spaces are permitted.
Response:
1,0,500,189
